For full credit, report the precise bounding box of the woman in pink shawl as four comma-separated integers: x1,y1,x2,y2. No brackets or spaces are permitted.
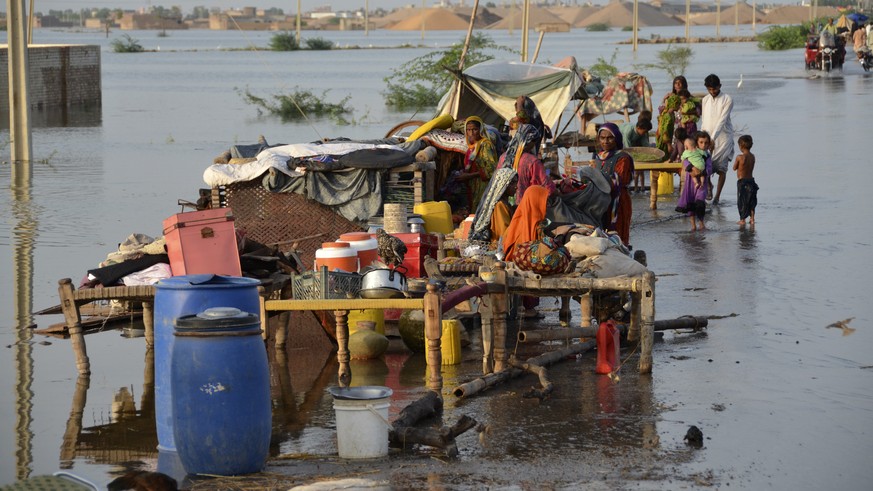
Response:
498,123,556,202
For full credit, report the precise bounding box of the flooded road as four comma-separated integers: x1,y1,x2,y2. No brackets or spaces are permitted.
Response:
1,27,872,489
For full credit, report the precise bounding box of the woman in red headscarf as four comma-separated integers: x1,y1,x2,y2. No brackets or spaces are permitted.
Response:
502,184,551,318
594,123,635,246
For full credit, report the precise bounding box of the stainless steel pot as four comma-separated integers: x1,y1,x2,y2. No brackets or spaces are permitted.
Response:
360,267,408,292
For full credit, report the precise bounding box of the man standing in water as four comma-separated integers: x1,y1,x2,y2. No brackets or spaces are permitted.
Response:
700,74,735,205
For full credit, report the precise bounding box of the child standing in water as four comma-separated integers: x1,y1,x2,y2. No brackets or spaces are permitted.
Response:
682,138,708,231
733,134,759,226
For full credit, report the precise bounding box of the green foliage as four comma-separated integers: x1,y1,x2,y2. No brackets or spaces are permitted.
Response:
588,48,620,80
586,23,611,32
110,34,144,53
622,26,634,32
634,45,693,79
382,33,510,111
240,87,353,124
305,37,334,50
269,32,300,51
757,24,807,50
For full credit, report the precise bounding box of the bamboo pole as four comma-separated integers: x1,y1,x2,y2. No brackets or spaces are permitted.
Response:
424,283,443,391
518,326,597,343
457,0,480,71
334,310,351,387
508,359,553,400
59,279,90,375
453,340,596,398
632,0,638,52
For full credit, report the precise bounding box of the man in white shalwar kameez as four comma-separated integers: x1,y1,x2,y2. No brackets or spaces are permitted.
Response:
700,74,734,205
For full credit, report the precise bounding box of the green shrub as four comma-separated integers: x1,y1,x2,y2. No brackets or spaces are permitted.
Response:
622,26,634,32
110,34,144,53
634,44,693,79
305,37,334,50
586,23,611,32
588,48,620,80
382,33,511,111
757,24,807,50
241,87,352,124
269,32,299,51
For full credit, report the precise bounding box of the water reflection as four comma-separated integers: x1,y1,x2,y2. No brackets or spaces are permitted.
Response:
13,162,36,481
0,104,101,130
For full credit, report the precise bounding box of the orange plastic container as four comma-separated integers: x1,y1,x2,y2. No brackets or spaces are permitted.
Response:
162,209,242,276
314,242,358,272
596,320,620,374
338,232,379,271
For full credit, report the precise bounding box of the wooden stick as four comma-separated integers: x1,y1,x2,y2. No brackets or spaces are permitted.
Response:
518,326,597,342
390,415,478,458
142,301,154,348
391,390,443,429
424,284,443,392
59,374,89,463
508,358,553,400
654,316,707,331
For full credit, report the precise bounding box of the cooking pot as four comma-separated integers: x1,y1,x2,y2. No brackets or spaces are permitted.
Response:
360,267,408,293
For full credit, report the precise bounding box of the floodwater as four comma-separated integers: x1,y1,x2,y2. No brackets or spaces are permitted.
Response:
1,26,871,489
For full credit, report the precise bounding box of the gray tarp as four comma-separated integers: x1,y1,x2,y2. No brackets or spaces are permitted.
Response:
263,167,382,223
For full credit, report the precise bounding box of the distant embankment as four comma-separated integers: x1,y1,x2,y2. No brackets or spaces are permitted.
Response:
619,35,758,44
0,44,101,112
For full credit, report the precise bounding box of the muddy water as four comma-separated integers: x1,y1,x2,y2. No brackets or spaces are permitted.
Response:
1,28,871,489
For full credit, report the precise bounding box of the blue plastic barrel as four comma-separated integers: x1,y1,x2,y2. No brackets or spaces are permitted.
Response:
153,274,261,451
172,307,271,475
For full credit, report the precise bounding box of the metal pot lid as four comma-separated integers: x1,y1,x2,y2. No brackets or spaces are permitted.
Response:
328,386,393,400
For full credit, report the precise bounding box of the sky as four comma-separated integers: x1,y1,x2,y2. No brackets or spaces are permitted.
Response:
27,1,811,15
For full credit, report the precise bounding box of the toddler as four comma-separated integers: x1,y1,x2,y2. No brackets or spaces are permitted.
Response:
682,138,707,191
733,134,759,226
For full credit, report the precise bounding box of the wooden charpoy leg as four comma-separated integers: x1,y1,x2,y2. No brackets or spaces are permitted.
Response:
579,292,592,328
334,309,351,387
59,279,90,375
142,301,154,348
258,286,268,341
491,262,509,373
423,284,443,392
649,170,660,210
638,271,656,374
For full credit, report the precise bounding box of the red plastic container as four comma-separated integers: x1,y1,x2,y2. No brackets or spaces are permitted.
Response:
596,320,620,374
390,233,438,279
162,209,242,277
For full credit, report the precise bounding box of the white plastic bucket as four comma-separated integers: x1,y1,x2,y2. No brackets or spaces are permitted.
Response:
328,386,393,459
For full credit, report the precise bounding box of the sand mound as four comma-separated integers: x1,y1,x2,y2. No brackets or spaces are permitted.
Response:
761,5,841,25
373,6,421,29
580,1,682,28
387,7,470,31
547,6,600,28
688,2,763,26
487,6,569,30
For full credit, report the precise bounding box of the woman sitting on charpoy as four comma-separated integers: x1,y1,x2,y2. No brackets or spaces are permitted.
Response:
498,124,557,203
469,168,518,249
458,116,499,212
594,123,635,247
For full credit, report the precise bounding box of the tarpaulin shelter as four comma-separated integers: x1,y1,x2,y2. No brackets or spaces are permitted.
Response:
436,60,589,131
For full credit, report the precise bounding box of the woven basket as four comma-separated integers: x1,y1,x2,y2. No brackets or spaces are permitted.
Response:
625,146,666,163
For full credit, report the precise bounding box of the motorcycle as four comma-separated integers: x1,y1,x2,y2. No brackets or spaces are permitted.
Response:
805,32,846,73
858,48,873,72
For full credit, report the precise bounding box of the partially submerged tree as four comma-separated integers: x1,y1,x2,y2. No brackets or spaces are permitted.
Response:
382,33,510,111
110,34,144,53
269,32,299,51
588,48,620,80
240,87,352,124
757,24,807,50
634,45,693,79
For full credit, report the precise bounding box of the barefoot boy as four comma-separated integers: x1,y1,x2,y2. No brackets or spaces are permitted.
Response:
733,135,759,226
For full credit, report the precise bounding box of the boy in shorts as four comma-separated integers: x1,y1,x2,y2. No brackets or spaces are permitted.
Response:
733,134,759,226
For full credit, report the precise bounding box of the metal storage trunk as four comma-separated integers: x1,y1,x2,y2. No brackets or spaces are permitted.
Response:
162,209,241,276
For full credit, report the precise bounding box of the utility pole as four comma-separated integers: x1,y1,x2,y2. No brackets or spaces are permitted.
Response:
7,0,33,168
296,0,301,44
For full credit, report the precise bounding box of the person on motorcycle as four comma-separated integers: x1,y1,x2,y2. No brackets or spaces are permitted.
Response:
854,26,868,60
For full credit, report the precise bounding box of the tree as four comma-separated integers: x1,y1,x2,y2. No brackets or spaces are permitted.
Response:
633,45,694,79
383,33,510,111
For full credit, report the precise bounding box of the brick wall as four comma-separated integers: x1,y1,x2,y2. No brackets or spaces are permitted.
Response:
0,44,101,112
